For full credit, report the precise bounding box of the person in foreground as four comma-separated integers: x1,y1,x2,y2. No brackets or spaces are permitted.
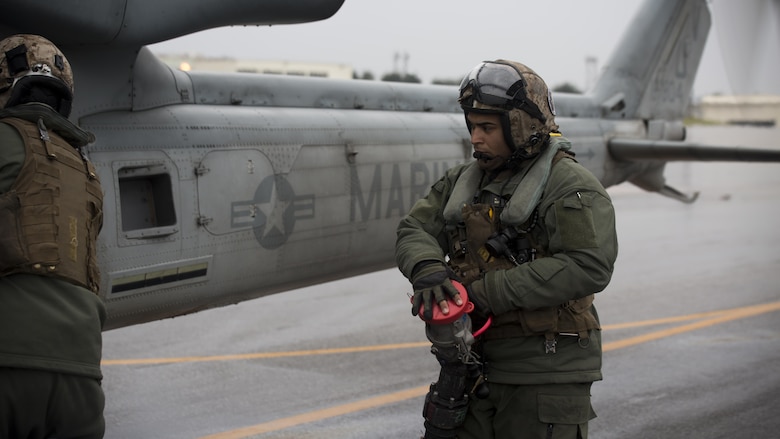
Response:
0,34,106,438
395,59,618,439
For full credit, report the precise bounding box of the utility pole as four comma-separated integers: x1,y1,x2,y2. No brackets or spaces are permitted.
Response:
585,56,598,92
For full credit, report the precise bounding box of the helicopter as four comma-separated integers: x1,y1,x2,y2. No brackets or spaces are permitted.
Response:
2,0,778,329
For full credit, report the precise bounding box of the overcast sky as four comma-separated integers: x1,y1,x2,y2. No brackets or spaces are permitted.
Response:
149,0,779,99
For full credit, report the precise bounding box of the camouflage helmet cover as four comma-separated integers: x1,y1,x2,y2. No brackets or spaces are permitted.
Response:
459,59,558,158
0,34,74,116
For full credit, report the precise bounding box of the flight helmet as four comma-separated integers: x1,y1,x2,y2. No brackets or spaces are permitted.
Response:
0,34,74,117
459,59,558,162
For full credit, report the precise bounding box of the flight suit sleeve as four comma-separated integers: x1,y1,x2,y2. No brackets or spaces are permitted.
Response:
395,171,457,280
480,161,618,314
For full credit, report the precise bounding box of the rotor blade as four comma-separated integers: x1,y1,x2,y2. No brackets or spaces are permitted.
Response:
609,138,780,162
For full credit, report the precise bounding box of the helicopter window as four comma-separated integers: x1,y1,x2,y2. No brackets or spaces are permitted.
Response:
118,165,177,236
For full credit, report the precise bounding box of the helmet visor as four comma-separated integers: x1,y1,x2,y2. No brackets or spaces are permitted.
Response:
459,61,546,122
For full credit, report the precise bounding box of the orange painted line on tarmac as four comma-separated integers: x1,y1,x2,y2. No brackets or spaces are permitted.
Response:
194,300,780,439
105,308,732,367
103,304,767,367
601,309,728,330
603,300,780,351
101,342,429,366
198,385,431,439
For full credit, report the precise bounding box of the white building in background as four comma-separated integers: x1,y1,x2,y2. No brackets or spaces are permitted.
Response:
696,95,780,127
157,54,354,79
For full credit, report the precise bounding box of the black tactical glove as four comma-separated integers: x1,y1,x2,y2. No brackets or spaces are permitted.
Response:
411,262,461,321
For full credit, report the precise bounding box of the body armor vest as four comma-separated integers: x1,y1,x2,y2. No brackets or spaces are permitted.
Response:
446,151,599,348
0,116,103,293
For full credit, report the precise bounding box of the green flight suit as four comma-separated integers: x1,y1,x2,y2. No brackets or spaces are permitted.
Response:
396,137,618,438
0,109,106,439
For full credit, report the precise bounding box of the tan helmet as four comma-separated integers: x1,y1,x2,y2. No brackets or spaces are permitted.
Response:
459,59,558,161
0,34,74,117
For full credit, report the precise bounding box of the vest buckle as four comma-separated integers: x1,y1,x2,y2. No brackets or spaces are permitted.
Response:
544,334,557,354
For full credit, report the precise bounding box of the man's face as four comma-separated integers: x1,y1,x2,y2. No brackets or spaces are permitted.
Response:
467,112,512,171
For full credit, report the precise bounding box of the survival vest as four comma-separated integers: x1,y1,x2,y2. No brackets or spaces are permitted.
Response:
445,147,599,351
0,116,103,293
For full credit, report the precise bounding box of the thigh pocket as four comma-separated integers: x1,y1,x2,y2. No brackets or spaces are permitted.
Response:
537,393,595,425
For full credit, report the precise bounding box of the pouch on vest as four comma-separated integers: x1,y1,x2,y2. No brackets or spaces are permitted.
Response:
448,203,516,286
0,191,27,267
